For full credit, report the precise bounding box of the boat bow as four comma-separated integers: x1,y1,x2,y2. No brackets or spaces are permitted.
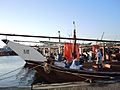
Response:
2,39,47,62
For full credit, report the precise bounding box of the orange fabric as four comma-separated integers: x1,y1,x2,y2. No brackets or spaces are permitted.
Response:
64,43,73,61
92,45,99,55
76,44,80,59
72,43,80,60
64,43,80,61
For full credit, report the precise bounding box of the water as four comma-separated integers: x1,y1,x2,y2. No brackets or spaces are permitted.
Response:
0,56,36,87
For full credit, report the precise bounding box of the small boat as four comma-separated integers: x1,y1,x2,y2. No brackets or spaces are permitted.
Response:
0,47,17,56
2,39,120,84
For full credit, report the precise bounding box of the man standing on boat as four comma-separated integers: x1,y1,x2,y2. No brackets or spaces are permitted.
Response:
96,49,103,69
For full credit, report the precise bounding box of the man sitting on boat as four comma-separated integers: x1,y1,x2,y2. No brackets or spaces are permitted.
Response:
70,55,83,70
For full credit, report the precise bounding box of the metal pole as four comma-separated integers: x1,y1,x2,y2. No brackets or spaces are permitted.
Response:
103,43,106,62
58,31,61,54
49,38,51,56
0,33,120,43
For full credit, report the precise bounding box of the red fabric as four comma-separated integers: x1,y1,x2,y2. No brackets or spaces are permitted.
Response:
92,45,99,55
64,43,73,61
72,43,80,59
75,44,80,59
64,43,80,61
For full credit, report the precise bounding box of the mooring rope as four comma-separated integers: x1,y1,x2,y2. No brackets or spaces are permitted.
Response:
0,66,23,78
0,74,17,81
24,63,43,71
0,64,42,81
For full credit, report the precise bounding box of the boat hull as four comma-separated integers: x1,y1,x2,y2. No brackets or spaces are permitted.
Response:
24,62,85,83
24,61,120,84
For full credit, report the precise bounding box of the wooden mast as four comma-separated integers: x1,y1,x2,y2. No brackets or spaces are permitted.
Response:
73,21,77,59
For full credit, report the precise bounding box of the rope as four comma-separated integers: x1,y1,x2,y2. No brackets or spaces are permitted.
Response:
0,66,23,78
0,74,17,81
43,63,51,73
25,63,43,71
0,67,24,81
0,64,42,82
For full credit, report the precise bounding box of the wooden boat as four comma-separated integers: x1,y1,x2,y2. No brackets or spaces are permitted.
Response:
2,39,120,84
0,47,17,56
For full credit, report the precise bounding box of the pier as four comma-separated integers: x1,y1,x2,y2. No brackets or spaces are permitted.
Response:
0,81,120,90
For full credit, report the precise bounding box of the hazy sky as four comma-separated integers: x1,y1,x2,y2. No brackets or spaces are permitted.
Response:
0,0,120,47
